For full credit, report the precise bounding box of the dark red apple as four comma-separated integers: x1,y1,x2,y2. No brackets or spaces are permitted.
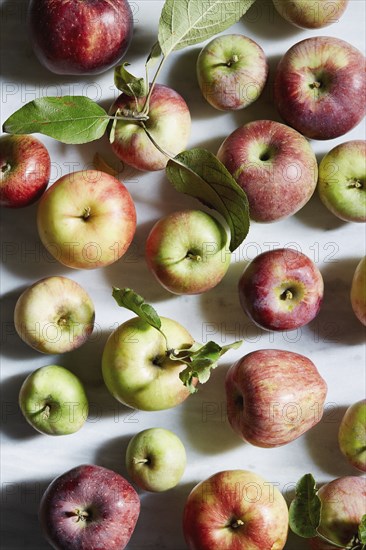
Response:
39,464,140,549
28,0,133,75
0,134,50,208
226,349,328,448
274,37,366,140
238,248,324,331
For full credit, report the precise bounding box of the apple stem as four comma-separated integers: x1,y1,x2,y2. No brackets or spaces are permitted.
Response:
186,253,202,262
350,179,363,189
227,54,239,66
134,458,150,464
82,207,91,220
231,518,244,529
310,81,321,89
281,289,293,301
42,404,51,420
1,162,11,175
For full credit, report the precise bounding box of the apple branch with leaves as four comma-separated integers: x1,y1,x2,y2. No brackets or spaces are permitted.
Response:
112,287,242,394
2,0,253,253
289,474,366,550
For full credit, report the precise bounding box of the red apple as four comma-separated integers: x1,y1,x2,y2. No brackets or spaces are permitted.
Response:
274,37,366,140
238,248,324,331
309,477,366,549
39,464,140,549
226,349,328,447
110,84,191,171
351,257,366,326
28,0,133,75
272,0,349,29
183,470,289,550
217,120,318,222
0,134,50,208
37,170,136,269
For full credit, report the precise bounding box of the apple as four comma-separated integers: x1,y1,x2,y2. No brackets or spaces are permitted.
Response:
217,120,318,222
318,140,366,222
39,464,140,549
145,209,231,295
351,257,366,325
110,84,191,171
102,316,194,411
196,34,268,111
225,349,327,447
0,134,50,208
309,477,366,549
14,276,95,354
28,0,133,75
338,400,366,472
272,0,349,29
183,470,289,550
37,170,136,269
274,37,366,140
125,427,187,492
19,365,89,436
238,248,324,331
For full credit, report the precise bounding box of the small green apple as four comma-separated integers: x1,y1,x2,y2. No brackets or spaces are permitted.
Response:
272,0,349,29
126,428,186,492
338,400,366,472
318,140,366,222
145,210,231,295
351,256,366,326
19,365,89,435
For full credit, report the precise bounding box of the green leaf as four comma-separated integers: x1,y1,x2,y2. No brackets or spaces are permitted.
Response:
178,339,242,393
359,515,366,544
112,288,162,332
3,96,109,144
158,0,256,56
114,63,148,98
146,41,162,72
289,474,322,538
166,149,250,252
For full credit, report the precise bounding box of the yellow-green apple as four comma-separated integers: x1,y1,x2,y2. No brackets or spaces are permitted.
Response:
183,470,289,550
238,248,324,331
102,317,194,410
351,257,366,325
338,400,366,472
125,428,186,492
19,365,89,436
39,464,140,549
28,0,133,75
274,37,366,140
318,141,366,222
14,276,95,354
145,210,231,295
37,170,136,269
196,34,268,111
0,134,50,208
110,84,191,171
217,120,318,222
309,477,366,550
272,0,349,29
225,349,327,447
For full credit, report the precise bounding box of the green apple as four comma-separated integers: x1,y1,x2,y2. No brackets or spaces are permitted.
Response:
318,141,366,222
338,400,366,472
351,257,366,326
102,316,195,411
272,0,349,29
14,276,95,354
145,210,231,295
126,428,186,492
196,34,268,111
19,365,89,435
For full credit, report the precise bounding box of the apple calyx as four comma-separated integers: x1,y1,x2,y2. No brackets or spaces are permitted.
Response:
1,161,11,176
289,474,366,549
67,508,92,523
111,287,242,393
82,206,91,220
230,518,245,529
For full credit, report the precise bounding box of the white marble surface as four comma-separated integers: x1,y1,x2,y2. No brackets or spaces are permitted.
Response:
1,0,365,548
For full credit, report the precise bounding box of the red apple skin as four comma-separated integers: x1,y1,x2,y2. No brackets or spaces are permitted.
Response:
28,0,133,75
183,470,289,550
274,37,366,140
39,464,140,550
0,135,50,208
217,120,318,222
272,0,349,29
309,477,366,549
110,84,191,171
351,257,366,326
226,349,328,448
238,248,324,331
